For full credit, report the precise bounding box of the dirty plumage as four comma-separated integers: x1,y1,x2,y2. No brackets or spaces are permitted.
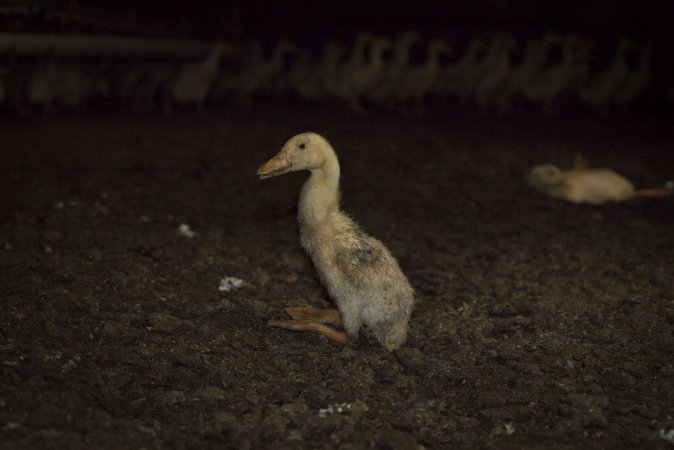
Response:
257,132,414,350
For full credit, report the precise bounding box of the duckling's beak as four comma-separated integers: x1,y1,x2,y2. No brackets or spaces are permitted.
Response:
257,148,292,179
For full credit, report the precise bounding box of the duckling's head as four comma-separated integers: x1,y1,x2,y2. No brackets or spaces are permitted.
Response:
527,164,564,189
257,132,335,179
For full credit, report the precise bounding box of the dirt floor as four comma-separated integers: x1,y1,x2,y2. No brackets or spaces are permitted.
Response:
1,103,673,449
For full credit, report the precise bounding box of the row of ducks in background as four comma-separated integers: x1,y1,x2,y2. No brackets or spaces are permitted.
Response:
0,31,661,116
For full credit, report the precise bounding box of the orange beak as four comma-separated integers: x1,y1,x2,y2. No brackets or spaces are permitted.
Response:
256,148,292,179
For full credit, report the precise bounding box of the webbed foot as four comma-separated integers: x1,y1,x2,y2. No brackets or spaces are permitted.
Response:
268,305,355,347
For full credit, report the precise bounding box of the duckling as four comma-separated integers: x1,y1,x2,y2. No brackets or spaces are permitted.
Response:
392,38,451,113
522,35,592,113
527,155,673,204
432,39,486,97
257,133,415,350
367,31,418,106
120,62,176,112
613,45,652,107
280,49,315,99
497,33,561,111
280,43,340,102
166,41,234,113
323,32,372,95
26,58,58,118
326,35,392,111
473,34,516,110
579,38,637,110
54,64,106,112
237,40,297,102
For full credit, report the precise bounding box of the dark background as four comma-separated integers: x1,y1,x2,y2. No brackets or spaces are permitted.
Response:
4,1,673,94
4,1,673,44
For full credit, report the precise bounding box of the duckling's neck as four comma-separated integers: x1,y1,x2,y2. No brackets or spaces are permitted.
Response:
298,154,341,226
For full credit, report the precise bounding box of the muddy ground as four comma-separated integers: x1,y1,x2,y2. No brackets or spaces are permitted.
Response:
1,103,673,449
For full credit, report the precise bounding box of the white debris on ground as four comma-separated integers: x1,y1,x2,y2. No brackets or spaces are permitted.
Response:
659,426,674,443
175,223,199,239
505,422,515,435
318,403,352,417
219,277,244,292
54,200,81,210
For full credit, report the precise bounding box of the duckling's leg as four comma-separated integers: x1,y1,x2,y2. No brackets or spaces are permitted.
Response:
268,305,354,346
284,304,341,325
268,318,354,346
573,154,589,171
632,188,674,199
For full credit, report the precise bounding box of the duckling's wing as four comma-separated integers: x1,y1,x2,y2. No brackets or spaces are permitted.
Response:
338,228,383,268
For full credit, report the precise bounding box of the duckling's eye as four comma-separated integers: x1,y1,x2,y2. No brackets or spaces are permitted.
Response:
298,143,306,150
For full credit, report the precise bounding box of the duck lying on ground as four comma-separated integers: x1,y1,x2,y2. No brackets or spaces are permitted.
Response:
527,155,673,204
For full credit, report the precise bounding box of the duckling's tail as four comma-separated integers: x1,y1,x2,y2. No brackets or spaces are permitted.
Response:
381,322,409,352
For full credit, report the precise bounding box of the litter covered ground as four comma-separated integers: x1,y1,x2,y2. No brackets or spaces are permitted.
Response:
1,104,673,448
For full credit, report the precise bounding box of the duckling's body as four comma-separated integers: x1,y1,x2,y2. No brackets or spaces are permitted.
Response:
257,133,414,350
527,157,672,204
528,165,634,204
168,42,234,112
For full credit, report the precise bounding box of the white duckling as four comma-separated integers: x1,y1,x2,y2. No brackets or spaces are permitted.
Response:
474,34,517,110
281,49,315,98
54,64,102,112
124,62,176,111
323,32,372,94
237,40,297,101
367,30,418,106
257,133,415,350
167,41,234,112
455,34,514,104
326,35,392,111
613,45,652,107
527,155,673,204
522,35,592,113
579,38,637,110
26,58,58,117
276,40,346,102
392,38,451,113
282,41,345,101
317,40,346,89
496,33,561,111
432,39,487,97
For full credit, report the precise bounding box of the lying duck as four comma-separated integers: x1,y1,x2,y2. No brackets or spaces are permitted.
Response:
257,132,414,350
527,155,673,204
